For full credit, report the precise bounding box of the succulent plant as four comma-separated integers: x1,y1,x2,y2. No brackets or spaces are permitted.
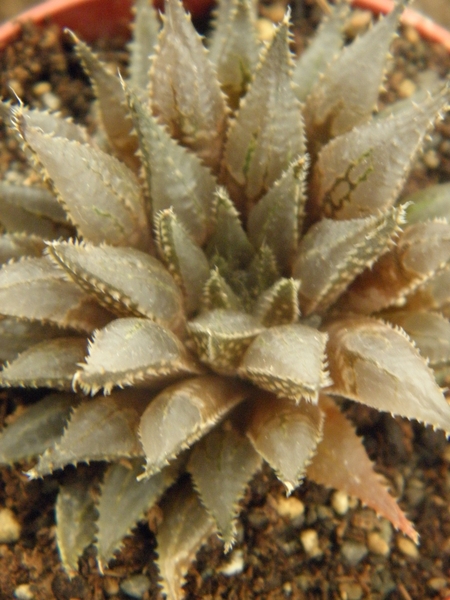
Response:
1,0,450,596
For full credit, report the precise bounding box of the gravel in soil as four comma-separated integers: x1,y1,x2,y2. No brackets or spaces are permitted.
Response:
0,4,450,599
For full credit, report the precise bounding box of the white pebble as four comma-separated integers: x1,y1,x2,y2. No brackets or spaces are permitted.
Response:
300,529,320,557
271,495,305,520
219,549,244,576
0,508,21,543
42,92,61,111
14,584,34,600
331,490,349,515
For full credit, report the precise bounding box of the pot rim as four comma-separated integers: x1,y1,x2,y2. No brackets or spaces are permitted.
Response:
0,0,449,50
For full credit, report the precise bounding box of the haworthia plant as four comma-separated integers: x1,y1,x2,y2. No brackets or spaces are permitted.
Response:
0,0,449,597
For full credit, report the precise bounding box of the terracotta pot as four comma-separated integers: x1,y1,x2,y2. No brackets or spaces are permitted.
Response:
0,0,450,51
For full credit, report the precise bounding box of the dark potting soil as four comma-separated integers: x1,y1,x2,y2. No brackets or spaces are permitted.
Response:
0,3,450,599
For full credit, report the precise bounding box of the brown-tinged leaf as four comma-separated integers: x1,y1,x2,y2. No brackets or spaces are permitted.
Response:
96,459,177,569
304,4,403,142
201,268,242,311
307,395,417,542
55,478,97,575
293,206,405,315
325,316,450,432
29,390,149,478
247,156,308,273
340,220,450,314
253,278,300,327
150,0,227,171
0,337,87,390
74,318,201,395
292,2,348,102
405,182,450,224
247,244,280,298
240,324,330,402
0,257,113,332
14,109,150,250
139,375,249,477
155,208,210,314
207,187,254,269
156,479,215,600
69,32,139,171
311,86,450,220
383,310,450,367
47,240,185,334
0,232,45,262
405,264,450,316
224,14,305,202
0,317,61,363
125,85,216,245
0,393,74,464
188,309,264,373
188,425,261,550
246,392,323,494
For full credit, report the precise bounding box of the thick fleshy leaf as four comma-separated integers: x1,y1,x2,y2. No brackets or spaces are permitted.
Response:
14,108,150,250
247,156,308,273
325,317,450,432
307,396,417,541
0,393,74,464
304,4,402,142
383,310,450,367
207,187,254,269
247,244,280,299
48,241,184,333
55,479,97,575
126,86,216,245
11,104,89,143
208,0,259,106
405,264,450,316
156,480,215,600
0,232,45,262
405,182,450,224
0,318,61,363
74,318,201,395
150,0,227,170
240,324,330,402
201,268,242,311
224,14,305,202
155,209,210,314
70,32,139,171
96,459,177,569
246,392,323,494
188,426,261,550
292,3,348,102
253,278,300,327
340,221,450,314
293,206,405,315
188,309,264,373
128,0,159,90
0,337,87,390
139,375,249,477
0,257,113,332
311,86,450,220
29,390,149,478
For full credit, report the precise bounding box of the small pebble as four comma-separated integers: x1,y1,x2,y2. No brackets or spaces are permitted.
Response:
300,529,321,557
103,577,120,596
423,149,440,169
14,584,34,600
404,25,420,45
396,536,419,559
41,92,61,111
256,18,275,43
345,10,372,38
282,582,292,595
427,577,448,591
340,541,368,566
219,549,244,576
0,508,21,543
33,81,52,96
259,2,285,23
339,582,363,600
367,532,390,557
270,495,305,520
120,575,150,599
397,78,416,98
331,491,349,516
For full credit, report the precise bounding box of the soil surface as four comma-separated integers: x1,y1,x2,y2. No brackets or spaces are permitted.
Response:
0,3,450,600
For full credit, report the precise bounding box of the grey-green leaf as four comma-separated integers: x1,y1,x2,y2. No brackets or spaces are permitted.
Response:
128,0,160,91
0,318,61,363
253,278,300,327
74,318,201,395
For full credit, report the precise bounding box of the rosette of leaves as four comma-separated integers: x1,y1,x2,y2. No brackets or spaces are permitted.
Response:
1,0,450,596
